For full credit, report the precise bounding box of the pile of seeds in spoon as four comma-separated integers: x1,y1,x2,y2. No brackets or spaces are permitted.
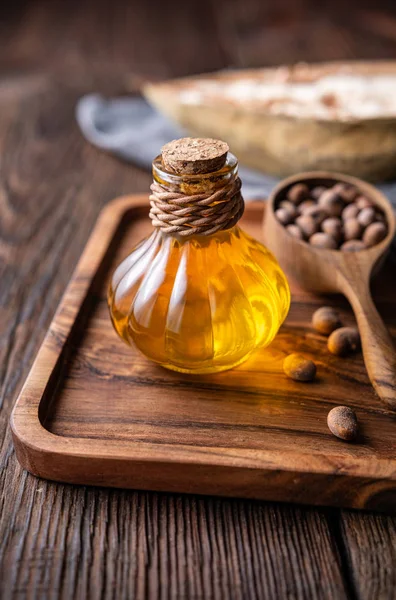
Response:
275,181,388,250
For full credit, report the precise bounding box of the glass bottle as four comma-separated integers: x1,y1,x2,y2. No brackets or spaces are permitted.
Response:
108,141,290,374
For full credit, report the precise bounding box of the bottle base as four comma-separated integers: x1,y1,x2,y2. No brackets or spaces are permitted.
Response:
155,353,253,375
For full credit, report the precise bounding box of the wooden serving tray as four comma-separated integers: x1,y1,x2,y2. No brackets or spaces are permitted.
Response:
11,195,396,512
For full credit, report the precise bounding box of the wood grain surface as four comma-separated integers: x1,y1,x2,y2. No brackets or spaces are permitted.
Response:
11,198,396,512
1,0,396,598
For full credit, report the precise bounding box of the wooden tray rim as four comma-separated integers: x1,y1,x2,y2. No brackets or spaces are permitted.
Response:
10,195,396,484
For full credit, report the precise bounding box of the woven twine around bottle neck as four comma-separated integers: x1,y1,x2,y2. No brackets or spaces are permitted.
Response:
149,176,244,237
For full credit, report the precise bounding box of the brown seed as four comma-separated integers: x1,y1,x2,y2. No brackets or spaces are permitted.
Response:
340,240,366,252
356,195,374,210
321,217,343,243
295,215,318,239
318,189,344,217
327,406,358,441
311,185,327,200
283,353,316,382
343,218,363,241
312,306,342,335
288,183,310,204
362,222,388,247
327,327,361,356
279,200,298,219
342,203,359,220
286,224,304,240
332,183,347,194
333,183,358,204
309,232,338,249
298,199,316,213
357,207,376,227
275,208,294,226
304,205,328,225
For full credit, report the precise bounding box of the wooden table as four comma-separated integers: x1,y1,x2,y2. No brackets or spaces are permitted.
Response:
0,1,395,597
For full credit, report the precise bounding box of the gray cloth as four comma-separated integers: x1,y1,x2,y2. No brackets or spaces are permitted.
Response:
76,94,396,205
76,94,279,199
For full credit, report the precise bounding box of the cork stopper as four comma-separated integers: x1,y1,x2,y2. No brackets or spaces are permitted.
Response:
161,137,229,175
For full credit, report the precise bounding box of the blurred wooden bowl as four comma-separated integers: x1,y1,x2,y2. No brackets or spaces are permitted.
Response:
142,61,396,181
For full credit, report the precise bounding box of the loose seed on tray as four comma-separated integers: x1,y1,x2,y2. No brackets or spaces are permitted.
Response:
287,183,309,204
362,222,387,247
343,218,363,241
327,406,358,441
283,353,317,382
286,224,304,240
327,327,361,356
312,306,342,335
309,232,338,249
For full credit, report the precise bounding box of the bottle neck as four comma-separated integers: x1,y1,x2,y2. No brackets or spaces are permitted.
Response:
149,153,244,238
150,224,240,246
152,152,239,194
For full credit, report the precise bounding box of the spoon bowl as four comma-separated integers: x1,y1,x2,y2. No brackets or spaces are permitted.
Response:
264,171,396,410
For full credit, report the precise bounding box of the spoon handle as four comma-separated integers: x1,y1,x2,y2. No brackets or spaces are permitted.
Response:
340,276,396,411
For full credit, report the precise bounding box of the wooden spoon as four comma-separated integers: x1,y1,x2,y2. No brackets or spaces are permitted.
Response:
264,171,396,411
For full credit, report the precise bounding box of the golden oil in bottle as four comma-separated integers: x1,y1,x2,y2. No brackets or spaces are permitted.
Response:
108,139,290,374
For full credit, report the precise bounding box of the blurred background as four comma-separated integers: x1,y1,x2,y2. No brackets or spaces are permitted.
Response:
2,0,396,83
